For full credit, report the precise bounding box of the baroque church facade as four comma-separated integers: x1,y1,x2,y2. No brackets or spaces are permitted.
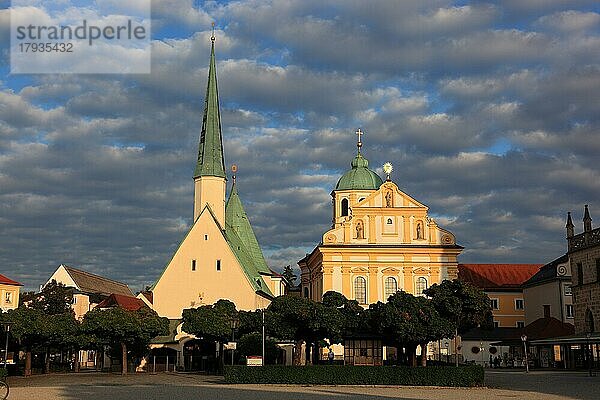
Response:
299,135,462,305
141,34,284,319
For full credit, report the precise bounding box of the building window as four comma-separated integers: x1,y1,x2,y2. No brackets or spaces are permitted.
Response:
216,259,221,271
517,321,525,328
192,260,196,271
384,277,398,300
490,298,499,310
341,198,349,217
204,234,208,241
564,284,572,296
386,218,393,224
566,305,574,318
596,259,600,282
515,299,524,310
303,287,309,298
415,277,428,296
4,292,12,304
354,276,367,304
543,304,551,318
493,321,499,328
577,263,583,285
72,296,77,305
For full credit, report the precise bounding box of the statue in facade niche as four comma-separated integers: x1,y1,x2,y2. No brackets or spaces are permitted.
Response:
356,221,364,239
416,222,422,239
385,191,393,207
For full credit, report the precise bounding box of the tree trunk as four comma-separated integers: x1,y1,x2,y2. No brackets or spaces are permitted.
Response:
121,342,127,375
25,350,32,377
293,340,303,366
312,343,319,365
74,349,80,373
420,342,428,367
407,344,417,367
45,347,51,374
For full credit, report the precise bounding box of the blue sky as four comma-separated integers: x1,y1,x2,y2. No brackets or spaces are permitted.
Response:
1,0,599,291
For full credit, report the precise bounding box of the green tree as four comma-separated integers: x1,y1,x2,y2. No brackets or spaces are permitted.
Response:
236,332,279,364
281,265,297,286
25,280,73,315
266,295,315,365
83,307,168,375
424,279,493,365
369,291,453,367
5,307,48,376
182,300,238,372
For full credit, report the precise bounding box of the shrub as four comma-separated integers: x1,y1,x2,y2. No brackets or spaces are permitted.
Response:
224,365,484,387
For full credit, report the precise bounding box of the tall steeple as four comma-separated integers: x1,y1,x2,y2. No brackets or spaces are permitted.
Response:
193,26,227,226
194,27,226,179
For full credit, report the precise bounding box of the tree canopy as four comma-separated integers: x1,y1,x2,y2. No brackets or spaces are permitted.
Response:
424,279,493,334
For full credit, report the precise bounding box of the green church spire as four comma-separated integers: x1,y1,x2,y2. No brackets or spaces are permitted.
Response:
194,29,226,179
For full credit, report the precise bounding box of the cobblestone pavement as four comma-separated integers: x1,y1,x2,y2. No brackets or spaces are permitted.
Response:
7,369,600,400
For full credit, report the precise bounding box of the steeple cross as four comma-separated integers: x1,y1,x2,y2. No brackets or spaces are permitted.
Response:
356,128,363,150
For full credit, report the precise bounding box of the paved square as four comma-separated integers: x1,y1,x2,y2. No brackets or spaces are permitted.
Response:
8,370,600,400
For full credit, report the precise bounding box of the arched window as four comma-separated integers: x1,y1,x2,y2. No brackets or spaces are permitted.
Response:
387,218,393,224
384,277,398,300
354,276,367,304
415,277,428,296
341,198,349,217
586,309,595,333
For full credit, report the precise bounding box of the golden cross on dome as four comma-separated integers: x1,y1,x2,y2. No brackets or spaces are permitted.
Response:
356,128,363,151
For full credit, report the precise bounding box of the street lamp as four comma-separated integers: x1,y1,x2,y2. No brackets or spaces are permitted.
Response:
586,332,594,377
1,322,12,370
521,335,529,373
229,317,239,366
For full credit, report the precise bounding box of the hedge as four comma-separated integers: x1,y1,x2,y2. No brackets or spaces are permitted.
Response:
224,365,484,387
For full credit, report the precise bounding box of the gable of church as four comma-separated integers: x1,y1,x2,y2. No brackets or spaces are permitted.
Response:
150,204,270,318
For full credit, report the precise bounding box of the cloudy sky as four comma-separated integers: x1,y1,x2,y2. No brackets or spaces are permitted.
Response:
1,0,599,292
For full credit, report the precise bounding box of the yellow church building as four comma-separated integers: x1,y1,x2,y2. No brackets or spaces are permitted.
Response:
299,133,462,305
142,33,284,320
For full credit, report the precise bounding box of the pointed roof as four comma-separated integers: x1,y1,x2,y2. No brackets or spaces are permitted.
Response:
0,274,23,286
97,293,147,311
194,35,226,179
225,181,273,295
584,204,592,223
60,265,133,296
566,212,574,228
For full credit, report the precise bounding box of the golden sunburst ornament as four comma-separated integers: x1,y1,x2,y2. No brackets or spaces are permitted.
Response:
383,162,393,180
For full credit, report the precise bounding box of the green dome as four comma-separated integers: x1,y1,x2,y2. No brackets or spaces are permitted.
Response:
335,153,383,190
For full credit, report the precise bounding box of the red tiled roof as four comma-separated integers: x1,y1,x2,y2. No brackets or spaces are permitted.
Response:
0,274,23,286
458,264,542,290
97,293,146,311
140,291,153,304
524,317,575,340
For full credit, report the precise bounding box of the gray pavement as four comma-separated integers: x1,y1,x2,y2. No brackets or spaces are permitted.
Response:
7,369,600,400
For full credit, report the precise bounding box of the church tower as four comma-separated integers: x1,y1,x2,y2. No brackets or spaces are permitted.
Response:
144,31,285,320
193,32,226,226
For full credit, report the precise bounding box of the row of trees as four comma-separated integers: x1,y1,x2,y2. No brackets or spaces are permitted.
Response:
1,281,168,376
182,279,493,367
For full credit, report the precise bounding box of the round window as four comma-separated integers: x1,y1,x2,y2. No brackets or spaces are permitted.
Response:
471,346,480,354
